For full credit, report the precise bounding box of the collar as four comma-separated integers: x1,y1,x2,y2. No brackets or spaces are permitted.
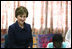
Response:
15,21,28,32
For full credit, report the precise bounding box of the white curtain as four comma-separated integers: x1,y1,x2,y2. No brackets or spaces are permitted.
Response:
1,1,71,34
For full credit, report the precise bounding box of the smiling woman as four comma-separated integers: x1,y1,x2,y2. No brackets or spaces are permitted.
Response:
8,6,33,48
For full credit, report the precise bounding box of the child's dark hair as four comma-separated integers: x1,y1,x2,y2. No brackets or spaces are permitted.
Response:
53,34,63,48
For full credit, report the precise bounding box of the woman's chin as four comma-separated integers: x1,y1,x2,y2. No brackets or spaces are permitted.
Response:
20,22,24,24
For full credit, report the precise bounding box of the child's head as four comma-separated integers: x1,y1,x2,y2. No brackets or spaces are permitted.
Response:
53,34,63,48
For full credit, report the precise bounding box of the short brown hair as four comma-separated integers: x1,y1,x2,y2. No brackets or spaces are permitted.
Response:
15,6,28,18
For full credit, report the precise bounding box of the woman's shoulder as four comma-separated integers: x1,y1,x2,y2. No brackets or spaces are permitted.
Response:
9,23,15,27
25,23,30,26
8,23,16,29
25,23,31,28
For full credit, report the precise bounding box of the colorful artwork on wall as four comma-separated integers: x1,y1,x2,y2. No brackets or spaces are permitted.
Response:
38,34,54,48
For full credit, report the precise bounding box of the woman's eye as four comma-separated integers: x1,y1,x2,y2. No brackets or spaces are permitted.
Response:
24,16,26,17
20,15,26,18
20,16,22,17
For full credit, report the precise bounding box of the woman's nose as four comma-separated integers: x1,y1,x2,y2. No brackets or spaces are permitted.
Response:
21,17,26,21
21,17,24,19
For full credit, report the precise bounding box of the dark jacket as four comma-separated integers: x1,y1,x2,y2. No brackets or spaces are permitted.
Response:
8,21,33,48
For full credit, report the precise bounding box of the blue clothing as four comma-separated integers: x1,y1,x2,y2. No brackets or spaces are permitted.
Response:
47,42,67,48
8,21,33,48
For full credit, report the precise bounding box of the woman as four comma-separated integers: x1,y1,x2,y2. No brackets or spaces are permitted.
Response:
8,6,33,48
47,34,68,48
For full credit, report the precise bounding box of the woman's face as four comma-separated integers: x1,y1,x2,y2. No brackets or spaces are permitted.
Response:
17,14,26,25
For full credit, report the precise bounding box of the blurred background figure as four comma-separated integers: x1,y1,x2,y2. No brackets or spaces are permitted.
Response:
47,34,69,48
65,28,71,48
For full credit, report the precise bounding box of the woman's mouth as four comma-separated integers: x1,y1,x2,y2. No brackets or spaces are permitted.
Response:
21,20,24,22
